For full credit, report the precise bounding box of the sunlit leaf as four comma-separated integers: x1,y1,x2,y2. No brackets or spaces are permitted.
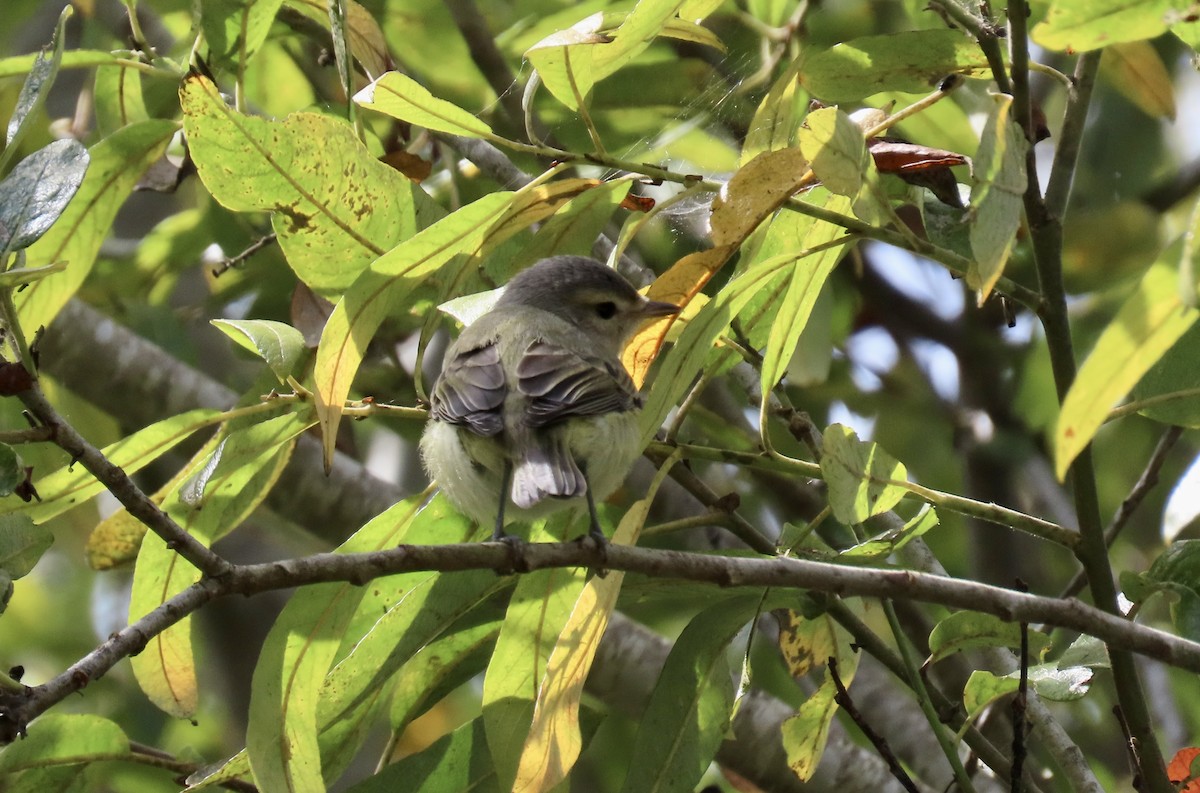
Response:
0,408,224,524
1032,0,1182,52
354,71,495,138
777,610,836,679
840,505,938,561
1055,262,1198,479
2,6,71,163
93,63,149,136
0,714,127,774
344,719,499,793
180,72,418,295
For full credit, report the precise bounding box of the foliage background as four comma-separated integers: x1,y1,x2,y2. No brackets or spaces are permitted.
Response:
1,0,1200,791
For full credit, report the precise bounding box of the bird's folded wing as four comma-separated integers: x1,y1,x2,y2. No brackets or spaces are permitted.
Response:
517,339,640,427
430,342,506,436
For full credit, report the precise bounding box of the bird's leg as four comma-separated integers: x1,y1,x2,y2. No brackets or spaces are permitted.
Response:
581,469,609,576
493,460,527,574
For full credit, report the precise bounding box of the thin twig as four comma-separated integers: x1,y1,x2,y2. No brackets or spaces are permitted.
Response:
828,656,921,793
1059,426,1183,600
210,233,278,278
1011,581,1030,793
16,384,230,578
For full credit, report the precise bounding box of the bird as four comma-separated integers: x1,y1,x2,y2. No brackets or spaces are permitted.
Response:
420,255,679,549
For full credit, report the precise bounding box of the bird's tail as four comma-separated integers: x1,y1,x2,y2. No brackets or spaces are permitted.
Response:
511,435,586,509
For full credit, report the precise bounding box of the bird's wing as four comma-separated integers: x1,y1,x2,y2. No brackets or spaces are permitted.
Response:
430,341,506,436
516,339,640,428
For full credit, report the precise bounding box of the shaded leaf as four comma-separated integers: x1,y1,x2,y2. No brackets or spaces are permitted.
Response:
16,120,176,333
212,319,308,383
620,596,761,793
0,514,52,579
926,611,1051,666
201,0,286,68
1101,41,1176,120
840,505,938,561
820,424,908,524
800,30,990,103
0,714,127,774
282,0,392,78
968,93,1027,302
345,719,499,793
1123,540,1200,641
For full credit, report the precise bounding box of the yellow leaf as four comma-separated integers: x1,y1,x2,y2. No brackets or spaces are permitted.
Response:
1101,41,1176,121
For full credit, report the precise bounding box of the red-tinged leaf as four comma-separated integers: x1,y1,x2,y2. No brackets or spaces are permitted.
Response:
868,139,968,173
1168,747,1200,789
620,193,655,212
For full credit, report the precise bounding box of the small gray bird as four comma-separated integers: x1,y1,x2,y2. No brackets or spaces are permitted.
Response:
420,255,679,546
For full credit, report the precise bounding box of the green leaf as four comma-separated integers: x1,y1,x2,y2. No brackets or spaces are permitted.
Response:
820,424,908,524
15,120,176,333
1032,0,1184,52
354,71,495,138
0,50,122,81
799,30,990,103
345,719,499,793
0,514,52,579
742,58,806,165
621,596,760,793
200,0,286,67
0,408,224,524
1055,261,1198,479
1133,310,1200,428
282,0,392,79
797,107,869,198
313,191,513,470
180,72,418,295
0,140,90,257
93,64,149,136
758,193,852,395
527,0,688,110
246,492,460,791
1125,540,1200,641
781,676,838,782
962,664,1094,731
131,411,311,718
968,93,1028,301
926,611,1051,666
2,6,71,167
0,715,127,777
0,445,24,498
212,319,308,383
484,555,588,791
839,504,939,561
388,615,501,732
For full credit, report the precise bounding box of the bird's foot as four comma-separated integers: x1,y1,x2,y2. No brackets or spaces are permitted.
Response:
491,528,530,576
579,525,609,578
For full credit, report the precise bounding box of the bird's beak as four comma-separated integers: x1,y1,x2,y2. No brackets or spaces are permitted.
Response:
640,299,681,318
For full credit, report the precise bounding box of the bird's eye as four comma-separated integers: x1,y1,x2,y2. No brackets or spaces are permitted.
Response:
595,301,617,319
